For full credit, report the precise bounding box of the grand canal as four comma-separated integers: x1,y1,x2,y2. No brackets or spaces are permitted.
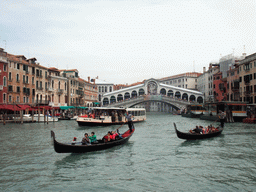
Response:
1,113,256,192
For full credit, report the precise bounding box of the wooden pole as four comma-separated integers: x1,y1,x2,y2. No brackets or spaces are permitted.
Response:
47,110,49,124
53,109,55,122
3,112,6,125
43,108,46,123
38,109,40,123
32,109,34,122
20,110,23,124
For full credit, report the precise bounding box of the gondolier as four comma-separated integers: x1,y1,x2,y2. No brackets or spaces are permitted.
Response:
125,112,134,132
218,110,226,128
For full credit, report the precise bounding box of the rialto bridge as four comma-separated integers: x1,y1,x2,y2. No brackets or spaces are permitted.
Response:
101,78,204,111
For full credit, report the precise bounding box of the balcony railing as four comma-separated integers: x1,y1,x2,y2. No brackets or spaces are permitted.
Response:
35,100,49,104
57,89,63,94
37,87,43,90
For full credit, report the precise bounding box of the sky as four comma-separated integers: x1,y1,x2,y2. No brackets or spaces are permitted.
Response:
0,0,255,84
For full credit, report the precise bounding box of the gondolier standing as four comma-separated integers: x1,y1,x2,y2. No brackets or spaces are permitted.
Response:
126,112,134,132
218,110,226,128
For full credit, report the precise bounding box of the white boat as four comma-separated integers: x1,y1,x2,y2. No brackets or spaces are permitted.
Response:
33,114,58,122
76,107,146,126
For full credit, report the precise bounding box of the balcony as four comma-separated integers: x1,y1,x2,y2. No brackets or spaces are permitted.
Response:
37,87,43,91
47,87,54,92
244,91,251,95
57,89,63,94
8,78,13,82
231,86,239,91
26,70,29,74
35,100,49,104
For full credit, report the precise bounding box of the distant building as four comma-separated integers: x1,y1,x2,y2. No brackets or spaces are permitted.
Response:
158,72,202,90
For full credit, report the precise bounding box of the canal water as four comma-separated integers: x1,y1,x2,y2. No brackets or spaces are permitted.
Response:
0,113,256,192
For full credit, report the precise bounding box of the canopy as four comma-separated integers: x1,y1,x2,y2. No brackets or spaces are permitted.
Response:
0,104,21,111
94,102,100,105
17,104,31,110
76,106,88,109
60,106,75,110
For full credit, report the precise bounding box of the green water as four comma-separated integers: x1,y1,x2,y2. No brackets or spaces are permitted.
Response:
0,112,256,191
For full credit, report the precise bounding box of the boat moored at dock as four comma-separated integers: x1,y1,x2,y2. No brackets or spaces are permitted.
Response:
76,107,146,126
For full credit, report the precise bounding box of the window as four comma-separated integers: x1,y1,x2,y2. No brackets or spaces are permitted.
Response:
3,93,6,103
32,77,34,84
9,72,12,81
23,97,26,103
9,95,12,102
26,76,28,84
3,76,6,86
17,96,20,103
45,71,47,78
45,82,47,90
16,74,19,82
23,75,25,83
3,64,7,71
17,86,20,93
17,63,20,69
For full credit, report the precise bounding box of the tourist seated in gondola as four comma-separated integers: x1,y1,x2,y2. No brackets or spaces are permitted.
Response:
110,130,120,140
81,133,90,145
192,126,202,134
103,131,112,142
72,137,77,145
89,132,98,144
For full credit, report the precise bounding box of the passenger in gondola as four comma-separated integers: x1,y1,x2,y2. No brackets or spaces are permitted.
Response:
72,137,77,145
89,132,98,144
81,133,90,145
192,126,202,134
111,130,119,140
103,131,112,142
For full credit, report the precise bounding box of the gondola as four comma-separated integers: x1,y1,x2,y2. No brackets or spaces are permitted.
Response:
173,123,223,140
51,126,135,153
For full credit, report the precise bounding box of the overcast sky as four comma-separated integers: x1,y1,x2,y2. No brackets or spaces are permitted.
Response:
1,0,255,84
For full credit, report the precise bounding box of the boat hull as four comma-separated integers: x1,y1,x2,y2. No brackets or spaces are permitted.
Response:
51,128,134,153
173,123,223,140
77,119,144,126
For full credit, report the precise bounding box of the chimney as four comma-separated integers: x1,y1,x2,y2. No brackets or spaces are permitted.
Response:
88,76,90,82
203,67,206,73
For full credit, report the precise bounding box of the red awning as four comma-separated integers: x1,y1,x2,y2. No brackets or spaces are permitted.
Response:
0,104,21,111
39,106,53,110
17,104,31,110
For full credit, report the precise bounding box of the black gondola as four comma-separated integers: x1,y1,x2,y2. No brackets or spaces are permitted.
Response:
173,123,223,140
51,127,135,153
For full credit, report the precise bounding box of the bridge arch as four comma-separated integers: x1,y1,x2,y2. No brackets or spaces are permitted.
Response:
167,90,173,97
197,96,203,103
103,98,109,105
124,92,130,100
117,94,123,101
139,88,145,96
182,93,188,101
189,95,196,102
160,88,166,95
110,96,116,104
131,90,137,98
175,91,181,98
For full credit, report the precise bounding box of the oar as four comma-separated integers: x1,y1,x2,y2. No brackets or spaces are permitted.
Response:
210,118,219,127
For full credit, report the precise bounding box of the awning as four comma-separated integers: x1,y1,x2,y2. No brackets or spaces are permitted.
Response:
94,102,100,105
0,104,21,111
76,106,88,109
17,104,31,110
60,106,75,110
39,106,53,110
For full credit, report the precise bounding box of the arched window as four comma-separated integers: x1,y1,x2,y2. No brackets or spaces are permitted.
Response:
99,86,101,92
189,95,196,102
52,80,54,88
103,98,109,105
182,93,188,101
197,96,203,103
124,92,130,100
131,91,137,98
160,88,166,95
139,89,145,96
110,96,116,104
105,86,107,92
117,94,123,101
167,90,173,97
175,91,181,98
109,86,112,92
58,81,61,89
65,82,67,90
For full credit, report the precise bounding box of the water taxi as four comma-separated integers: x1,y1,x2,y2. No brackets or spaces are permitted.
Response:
76,107,146,126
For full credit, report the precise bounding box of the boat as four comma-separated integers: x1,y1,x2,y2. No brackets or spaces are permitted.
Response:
34,114,58,122
76,107,146,126
173,123,223,140
181,104,205,118
200,101,247,122
51,126,135,153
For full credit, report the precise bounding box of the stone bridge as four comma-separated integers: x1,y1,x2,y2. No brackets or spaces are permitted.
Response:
101,78,204,110
104,95,197,110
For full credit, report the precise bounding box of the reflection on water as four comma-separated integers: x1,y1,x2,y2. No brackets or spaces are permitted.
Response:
1,113,256,191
